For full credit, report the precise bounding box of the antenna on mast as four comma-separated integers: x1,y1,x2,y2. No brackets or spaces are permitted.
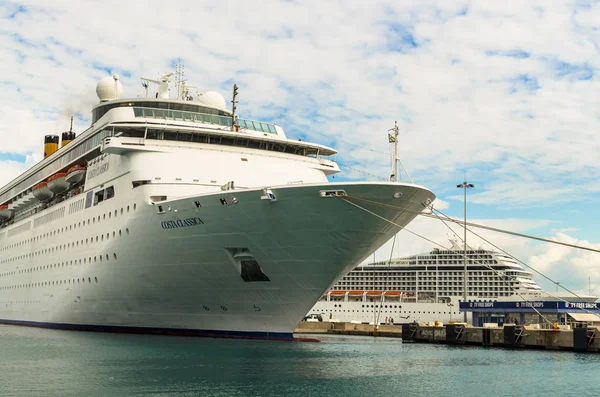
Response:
387,121,415,184
388,121,399,182
175,61,185,100
231,84,239,131
69,116,73,133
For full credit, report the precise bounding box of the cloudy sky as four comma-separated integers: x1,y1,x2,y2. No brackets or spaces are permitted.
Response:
1,0,599,295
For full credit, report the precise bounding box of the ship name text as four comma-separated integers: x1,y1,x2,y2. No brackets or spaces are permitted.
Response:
87,163,110,180
161,217,204,230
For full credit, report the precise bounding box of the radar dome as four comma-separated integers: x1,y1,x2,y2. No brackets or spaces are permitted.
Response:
198,91,227,110
96,75,123,102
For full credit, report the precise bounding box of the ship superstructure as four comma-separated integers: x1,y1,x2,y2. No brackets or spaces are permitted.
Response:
0,69,435,339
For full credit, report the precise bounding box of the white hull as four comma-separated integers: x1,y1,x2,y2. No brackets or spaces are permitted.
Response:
309,299,469,325
0,179,433,338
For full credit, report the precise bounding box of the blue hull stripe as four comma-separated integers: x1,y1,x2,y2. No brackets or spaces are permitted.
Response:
0,318,294,340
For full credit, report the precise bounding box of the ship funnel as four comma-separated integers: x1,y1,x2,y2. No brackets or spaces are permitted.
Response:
61,132,71,147
44,135,59,158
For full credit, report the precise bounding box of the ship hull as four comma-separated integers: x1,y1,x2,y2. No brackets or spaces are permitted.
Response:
0,181,433,339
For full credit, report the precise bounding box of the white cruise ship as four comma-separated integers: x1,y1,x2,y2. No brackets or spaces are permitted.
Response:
307,239,596,325
0,68,435,339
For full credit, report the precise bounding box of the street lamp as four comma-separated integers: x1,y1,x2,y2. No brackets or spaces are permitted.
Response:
457,181,474,322
447,303,454,323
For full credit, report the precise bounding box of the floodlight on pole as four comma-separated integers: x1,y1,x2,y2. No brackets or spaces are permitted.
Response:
457,181,474,323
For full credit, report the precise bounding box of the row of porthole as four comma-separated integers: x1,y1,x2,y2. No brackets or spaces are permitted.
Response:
1,228,129,265
0,276,99,290
0,203,137,252
0,301,42,304
318,309,462,314
0,253,118,278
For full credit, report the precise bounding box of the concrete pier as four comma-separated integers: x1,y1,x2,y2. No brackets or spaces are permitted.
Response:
295,321,600,352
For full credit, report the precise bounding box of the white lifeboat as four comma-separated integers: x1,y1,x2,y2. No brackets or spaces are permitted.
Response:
65,165,86,184
32,182,54,200
47,172,70,193
0,204,12,219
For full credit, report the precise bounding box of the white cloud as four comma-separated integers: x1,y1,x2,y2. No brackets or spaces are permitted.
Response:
1,0,599,294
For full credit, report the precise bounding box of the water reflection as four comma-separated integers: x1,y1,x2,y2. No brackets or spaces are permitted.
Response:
2,326,600,396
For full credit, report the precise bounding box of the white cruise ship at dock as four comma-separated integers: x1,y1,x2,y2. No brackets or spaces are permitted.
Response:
307,239,596,325
0,69,435,339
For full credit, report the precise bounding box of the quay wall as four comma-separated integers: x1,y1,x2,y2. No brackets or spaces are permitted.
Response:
295,322,600,352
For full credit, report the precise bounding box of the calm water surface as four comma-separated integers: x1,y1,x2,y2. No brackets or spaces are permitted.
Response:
1,325,600,396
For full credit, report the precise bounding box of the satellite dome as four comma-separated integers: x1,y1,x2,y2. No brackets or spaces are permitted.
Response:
198,91,227,110
96,74,123,102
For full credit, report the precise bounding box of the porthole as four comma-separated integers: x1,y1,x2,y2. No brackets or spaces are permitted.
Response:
94,277,98,283
113,253,117,260
127,205,130,212
103,214,106,220
126,228,129,234
106,254,109,261
134,203,137,210
88,277,91,283
121,208,123,215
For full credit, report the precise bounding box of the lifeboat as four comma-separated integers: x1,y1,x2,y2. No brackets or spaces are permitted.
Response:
65,165,86,184
0,204,12,219
329,290,346,296
384,291,402,296
366,291,383,296
348,291,365,296
47,172,70,193
32,182,54,200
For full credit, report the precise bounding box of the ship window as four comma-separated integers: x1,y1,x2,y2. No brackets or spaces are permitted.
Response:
105,186,115,200
132,180,150,188
94,190,104,206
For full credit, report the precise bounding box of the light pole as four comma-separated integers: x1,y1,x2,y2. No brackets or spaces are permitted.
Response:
457,181,474,323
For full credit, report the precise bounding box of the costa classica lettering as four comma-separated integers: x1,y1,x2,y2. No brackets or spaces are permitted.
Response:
87,163,110,180
161,217,204,230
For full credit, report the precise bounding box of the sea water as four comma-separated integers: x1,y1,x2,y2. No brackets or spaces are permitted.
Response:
1,325,599,396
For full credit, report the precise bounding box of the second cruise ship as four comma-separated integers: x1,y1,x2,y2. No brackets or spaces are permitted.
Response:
307,239,596,325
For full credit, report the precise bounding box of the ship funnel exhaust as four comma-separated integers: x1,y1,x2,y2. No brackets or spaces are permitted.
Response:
61,116,75,147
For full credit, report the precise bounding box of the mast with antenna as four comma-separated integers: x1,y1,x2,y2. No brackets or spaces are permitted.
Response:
389,121,399,182
175,62,185,100
231,84,239,131
387,122,415,183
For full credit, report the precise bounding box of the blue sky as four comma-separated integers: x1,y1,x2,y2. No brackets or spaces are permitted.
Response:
1,0,600,295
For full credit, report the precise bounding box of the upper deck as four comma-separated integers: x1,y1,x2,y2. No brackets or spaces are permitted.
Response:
0,72,337,207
